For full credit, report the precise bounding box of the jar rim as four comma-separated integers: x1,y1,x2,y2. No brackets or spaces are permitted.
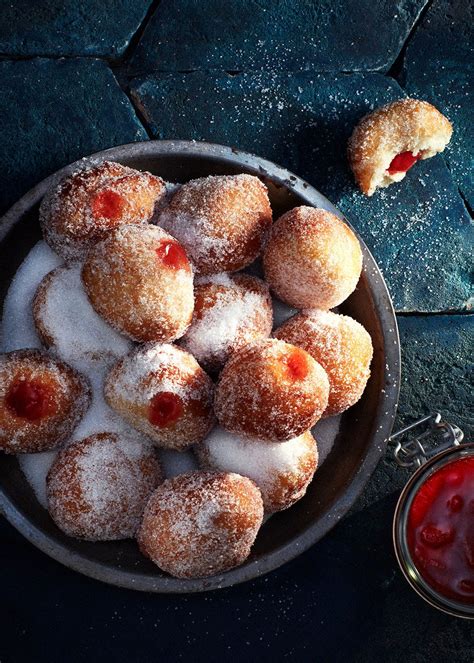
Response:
393,441,474,620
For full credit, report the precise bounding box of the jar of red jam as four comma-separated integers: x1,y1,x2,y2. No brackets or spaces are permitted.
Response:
392,415,473,619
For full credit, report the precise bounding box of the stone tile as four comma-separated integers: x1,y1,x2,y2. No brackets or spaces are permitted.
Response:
0,58,148,216
130,0,428,74
0,0,152,58
397,314,474,438
355,312,473,510
131,70,472,312
402,0,474,209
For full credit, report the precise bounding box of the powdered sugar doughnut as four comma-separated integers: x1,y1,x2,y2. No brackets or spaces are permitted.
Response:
104,344,215,451
196,427,318,513
47,432,162,541
158,174,272,274
0,349,91,454
82,225,194,343
179,273,273,372
138,471,264,578
263,207,362,310
40,161,165,262
214,339,329,442
33,264,132,372
275,310,373,417
348,98,453,196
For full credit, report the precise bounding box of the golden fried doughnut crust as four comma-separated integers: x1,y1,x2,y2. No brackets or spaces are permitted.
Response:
40,161,166,261
348,98,452,196
0,349,91,454
158,174,272,274
275,310,373,417
138,471,264,578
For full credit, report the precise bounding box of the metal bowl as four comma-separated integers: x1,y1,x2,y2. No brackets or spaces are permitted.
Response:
0,140,400,592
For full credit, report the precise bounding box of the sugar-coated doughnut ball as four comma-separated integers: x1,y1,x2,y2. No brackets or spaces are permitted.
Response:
82,224,194,343
179,273,273,372
158,174,272,274
0,349,91,454
263,206,363,310
104,344,215,451
138,471,264,578
196,427,318,513
40,161,166,262
47,432,162,541
33,265,132,371
348,99,453,196
214,339,329,442
275,310,373,416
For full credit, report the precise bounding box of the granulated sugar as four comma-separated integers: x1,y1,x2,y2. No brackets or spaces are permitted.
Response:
1,241,63,351
33,264,132,373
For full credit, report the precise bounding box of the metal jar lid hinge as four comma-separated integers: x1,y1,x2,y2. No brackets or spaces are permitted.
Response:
389,413,464,469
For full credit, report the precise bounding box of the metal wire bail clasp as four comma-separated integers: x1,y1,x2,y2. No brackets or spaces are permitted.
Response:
390,413,465,469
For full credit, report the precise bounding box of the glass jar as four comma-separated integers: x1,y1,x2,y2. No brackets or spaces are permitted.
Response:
392,415,473,620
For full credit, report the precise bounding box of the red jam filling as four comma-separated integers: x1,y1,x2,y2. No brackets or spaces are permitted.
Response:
6,378,54,421
91,189,125,221
407,456,474,605
387,151,421,175
148,392,183,427
155,241,190,272
282,350,309,381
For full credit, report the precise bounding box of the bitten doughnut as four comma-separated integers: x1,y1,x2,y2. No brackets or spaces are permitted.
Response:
274,310,373,417
348,98,453,196
40,161,166,261
196,427,318,513
47,432,162,541
33,264,132,370
263,206,362,310
82,224,194,343
104,344,215,451
0,349,91,454
179,273,273,372
214,339,329,442
138,471,264,578
158,174,272,274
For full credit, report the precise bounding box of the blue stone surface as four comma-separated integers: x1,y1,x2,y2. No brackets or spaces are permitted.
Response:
131,70,472,312
360,313,474,510
131,0,428,73
397,314,474,437
0,0,152,58
0,58,148,216
402,0,474,209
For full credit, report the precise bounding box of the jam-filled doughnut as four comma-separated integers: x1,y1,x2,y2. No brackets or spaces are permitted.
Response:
138,471,264,578
263,206,362,310
104,344,215,451
179,273,273,372
82,224,194,343
33,265,132,370
348,98,453,196
274,310,373,417
158,174,272,274
40,161,166,262
214,339,329,442
196,427,318,513
47,432,162,541
0,349,91,454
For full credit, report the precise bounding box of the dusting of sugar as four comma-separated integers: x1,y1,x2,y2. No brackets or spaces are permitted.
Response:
158,174,272,274
1,241,63,352
47,432,162,540
34,264,132,374
180,273,273,370
105,343,215,450
197,426,318,511
312,415,341,464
